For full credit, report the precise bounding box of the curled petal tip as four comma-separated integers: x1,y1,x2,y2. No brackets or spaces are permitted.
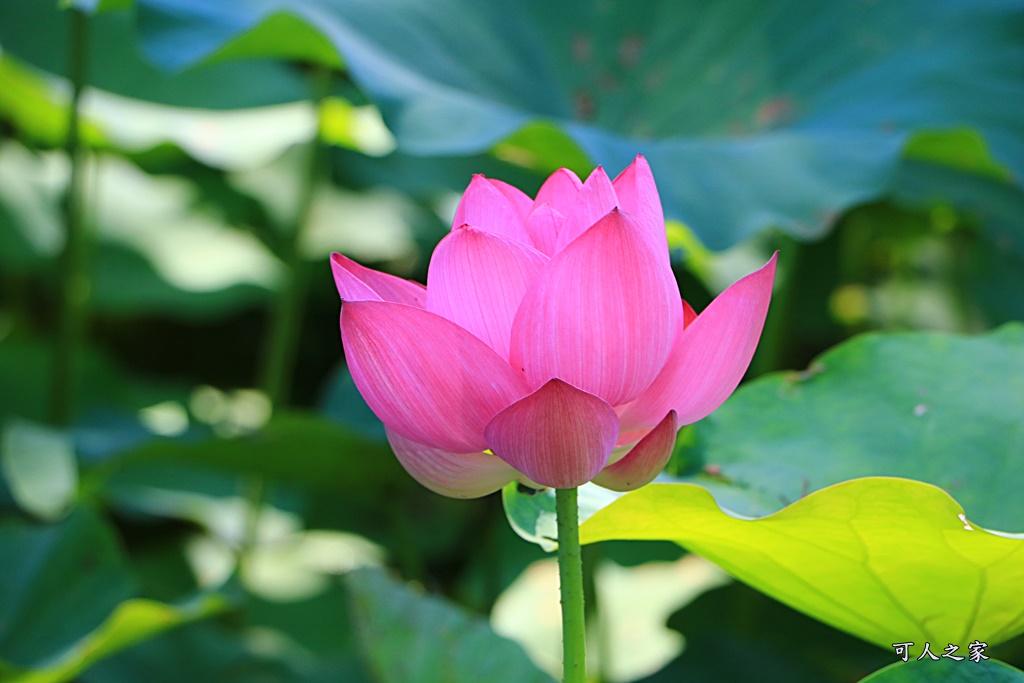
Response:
332,252,392,304
593,410,677,492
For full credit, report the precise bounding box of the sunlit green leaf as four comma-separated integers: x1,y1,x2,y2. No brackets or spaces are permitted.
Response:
346,568,554,683
903,129,1013,183
198,12,342,68
4,595,227,683
579,477,1024,651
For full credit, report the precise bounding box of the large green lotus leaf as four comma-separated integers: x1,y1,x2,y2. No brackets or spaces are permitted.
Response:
579,477,1024,651
686,324,1024,533
859,659,1024,683
136,0,1024,249
0,508,136,667
345,568,553,683
2,595,227,683
0,0,306,109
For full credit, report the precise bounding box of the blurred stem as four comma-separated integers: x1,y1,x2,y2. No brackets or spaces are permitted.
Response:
240,67,331,564
556,487,587,683
50,8,90,427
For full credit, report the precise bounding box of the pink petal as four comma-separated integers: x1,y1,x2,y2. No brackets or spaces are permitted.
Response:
387,429,516,499
426,226,548,360
488,178,533,222
484,379,619,489
533,167,582,216
331,253,426,307
554,166,619,253
612,155,669,259
619,253,778,430
453,175,532,246
593,411,677,492
524,204,564,257
509,209,682,406
341,301,529,453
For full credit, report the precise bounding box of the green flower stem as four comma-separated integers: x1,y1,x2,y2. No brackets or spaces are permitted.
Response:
258,66,331,407
50,8,90,427
556,487,587,683
240,67,330,563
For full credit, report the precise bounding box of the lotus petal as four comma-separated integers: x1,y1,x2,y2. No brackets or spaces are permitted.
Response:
510,209,681,406
342,301,529,452
427,226,548,360
331,252,426,307
593,411,677,491
619,254,778,430
453,175,533,246
387,429,517,499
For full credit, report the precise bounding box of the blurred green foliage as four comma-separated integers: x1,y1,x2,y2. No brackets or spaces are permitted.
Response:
0,1,1022,682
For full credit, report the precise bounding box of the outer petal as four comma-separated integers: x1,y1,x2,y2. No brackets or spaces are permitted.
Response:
619,254,778,430
331,252,426,307
386,429,517,499
554,166,619,253
592,411,677,492
612,155,669,259
453,175,532,246
488,178,533,221
426,226,548,360
484,379,619,489
524,204,563,257
509,209,682,406
533,167,582,216
341,301,529,453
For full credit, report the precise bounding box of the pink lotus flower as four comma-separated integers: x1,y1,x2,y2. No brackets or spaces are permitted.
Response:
332,156,776,497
